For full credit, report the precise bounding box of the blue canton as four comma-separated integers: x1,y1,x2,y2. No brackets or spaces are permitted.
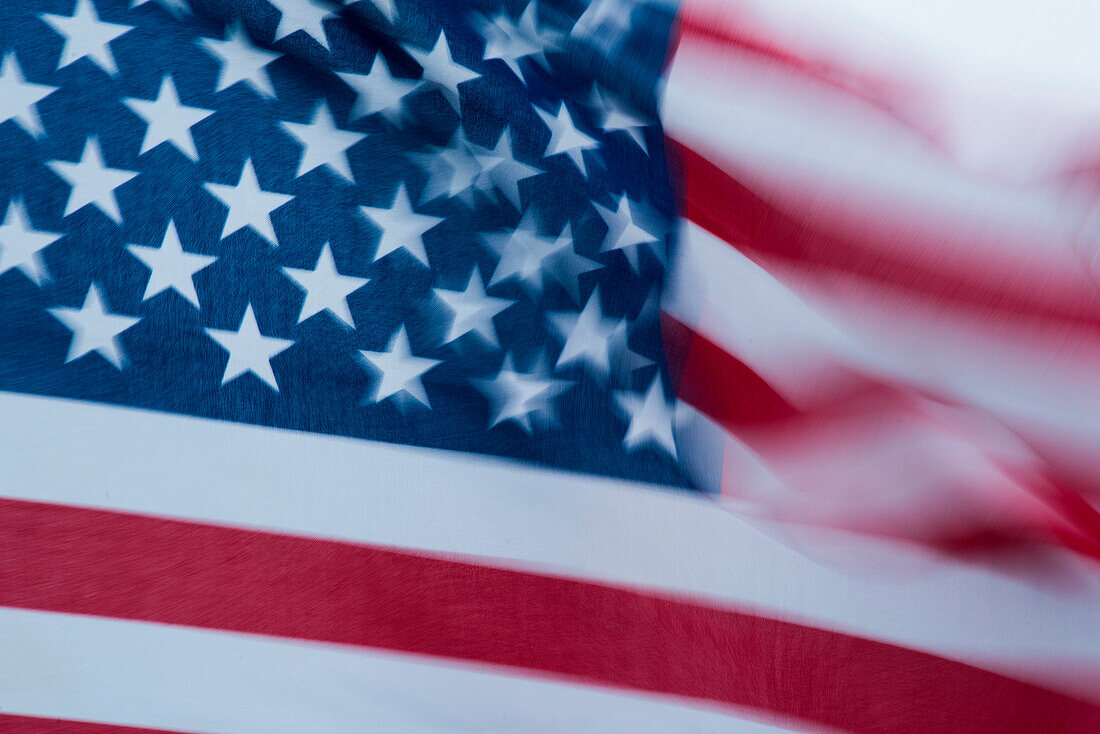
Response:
0,0,688,487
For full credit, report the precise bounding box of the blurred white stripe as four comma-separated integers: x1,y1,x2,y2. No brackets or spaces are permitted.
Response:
679,0,1100,178
662,35,1100,305
667,221,1100,448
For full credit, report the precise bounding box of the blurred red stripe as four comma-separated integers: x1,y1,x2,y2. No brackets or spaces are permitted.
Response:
0,714,191,734
662,311,800,426
668,139,1100,330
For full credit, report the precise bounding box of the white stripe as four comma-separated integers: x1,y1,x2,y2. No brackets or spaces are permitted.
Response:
0,606,791,734
683,0,1100,98
682,0,1100,179
3,390,1100,695
663,36,1092,235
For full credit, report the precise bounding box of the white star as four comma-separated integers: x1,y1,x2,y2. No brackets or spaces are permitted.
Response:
406,31,480,112
0,198,62,285
434,267,513,347
472,127,541,209
206,304,294,391
267,0,333,50
593,195,661,271
481,9,543,80
364,0,397,23
48,283,139,369
359,326,440,407
130,0,191,18
283,243,368,328
486,212,552,291
573,0,632,50
204,158,294,246
0,52,57,139
602,107,648,151
338,53,420,123
127,220,215,308
413,140,482,205
591,85,650,152
614,376,677,458
123,75,213,161
548,288,619,376
41,0,133,77
549,295,649,381
359,184,444,266
487,215,601,302
280,101,365,182
474,353,570,433
535,102,598,176
46,136,138,224
199,23,282,99
480,2,560,80
609,323,654,382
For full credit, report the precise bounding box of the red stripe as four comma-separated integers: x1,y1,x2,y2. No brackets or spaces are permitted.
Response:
668,139,1100,331
1046,483,1100,562
3,497,1099,734
662,311,800,426
0,714,190,734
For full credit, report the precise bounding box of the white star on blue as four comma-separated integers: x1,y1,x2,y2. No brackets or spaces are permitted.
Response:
0,0,687,490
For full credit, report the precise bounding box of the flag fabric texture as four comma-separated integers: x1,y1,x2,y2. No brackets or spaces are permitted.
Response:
1,1,1100,733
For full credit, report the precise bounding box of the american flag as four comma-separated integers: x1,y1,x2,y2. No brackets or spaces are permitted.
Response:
1,0,1099,732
